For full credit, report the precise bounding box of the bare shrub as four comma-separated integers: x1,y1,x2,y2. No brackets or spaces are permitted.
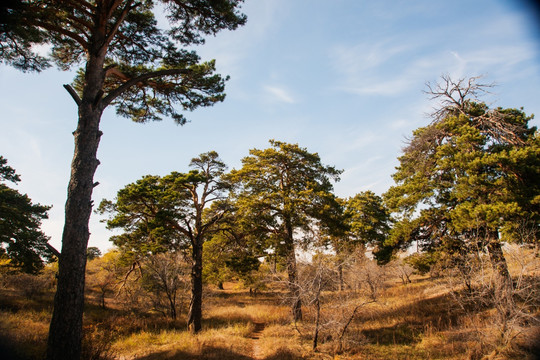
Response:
345,253,388,300
5,272,53,299
386,258,414,285
141,252,191,320
443,244,540,350
86,252,122,309
81,324,115,360
277,252,381,354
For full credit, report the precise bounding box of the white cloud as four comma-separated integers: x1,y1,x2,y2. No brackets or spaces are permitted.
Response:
263,85,296,104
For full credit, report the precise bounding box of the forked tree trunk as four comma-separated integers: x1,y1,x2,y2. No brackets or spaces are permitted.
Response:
47,52,105,360
167,291,177,320
188,239,203,332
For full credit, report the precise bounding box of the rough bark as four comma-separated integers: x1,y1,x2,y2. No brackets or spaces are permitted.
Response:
337,262,344,291
47,48,106,360
285,220,302,321
47,108,103,360
486,231,511,282
188,239,204,333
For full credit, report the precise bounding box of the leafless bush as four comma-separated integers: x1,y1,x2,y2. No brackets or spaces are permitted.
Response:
4,272,53,299
273,252,380,353
443,245,540,349
386,258,414,285
141,252,191,320
81,324,115,360
346,254,388,300
86,253,122,309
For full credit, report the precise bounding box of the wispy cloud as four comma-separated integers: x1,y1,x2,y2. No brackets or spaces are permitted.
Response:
329,38,422,96
328,7,539,98
263,85,296,104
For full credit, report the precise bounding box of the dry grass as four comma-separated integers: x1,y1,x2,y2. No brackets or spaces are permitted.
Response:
1,249,539,360
0,306,50,359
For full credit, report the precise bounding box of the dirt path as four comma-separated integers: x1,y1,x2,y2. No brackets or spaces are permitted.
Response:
250,321,266,359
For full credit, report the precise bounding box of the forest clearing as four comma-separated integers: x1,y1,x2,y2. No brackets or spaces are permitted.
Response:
1,243,539,360
2,1,540,359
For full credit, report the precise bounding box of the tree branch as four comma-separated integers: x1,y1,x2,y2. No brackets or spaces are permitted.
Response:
102,0,138,55
101,68,191,107
29,19,88,49
63,84,82,106
46,243,61,258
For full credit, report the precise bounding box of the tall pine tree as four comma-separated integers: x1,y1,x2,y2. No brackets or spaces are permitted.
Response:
1,1,246,358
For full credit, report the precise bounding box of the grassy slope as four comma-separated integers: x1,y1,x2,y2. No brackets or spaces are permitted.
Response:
1,262,539,360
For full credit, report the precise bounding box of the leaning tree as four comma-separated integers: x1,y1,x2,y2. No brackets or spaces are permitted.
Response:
1,1,245,358
384,75,539,283
228,140,342,321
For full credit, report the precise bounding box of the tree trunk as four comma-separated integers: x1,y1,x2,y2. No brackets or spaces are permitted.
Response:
312,295,320,351
485,231,511,281
47,109,103,360
47,51,105,360
167,291,177,320
485,231,514,314
188,240,203,332
284,224,302,321
338,262,344,291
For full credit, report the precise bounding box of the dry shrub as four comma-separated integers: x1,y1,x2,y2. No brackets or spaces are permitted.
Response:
4,272,53,299
443,246,540,350
81,324,115,360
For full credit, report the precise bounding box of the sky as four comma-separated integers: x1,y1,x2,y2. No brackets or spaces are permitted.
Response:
1,0,539,252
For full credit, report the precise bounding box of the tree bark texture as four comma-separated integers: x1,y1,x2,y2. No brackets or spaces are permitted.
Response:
486,232,511,282
47,110,103,360
188,239,204,332
338,262,344,292
47,51,105,360
285,221,302,321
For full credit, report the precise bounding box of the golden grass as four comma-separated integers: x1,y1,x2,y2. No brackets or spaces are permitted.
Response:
111,325,255,359
1,249,539,360
0,306,50,359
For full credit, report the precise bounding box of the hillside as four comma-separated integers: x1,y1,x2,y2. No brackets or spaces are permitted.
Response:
1,247,539,360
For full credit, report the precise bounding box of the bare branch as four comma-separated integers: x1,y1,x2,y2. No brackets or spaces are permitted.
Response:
46,243,61,258
63,84,82,106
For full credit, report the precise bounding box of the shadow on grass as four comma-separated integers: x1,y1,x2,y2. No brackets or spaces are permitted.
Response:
353,291,464,347
0,336,42,360
361,323,422,345
132,346,252,360
132,346,305,360
262,349,305,360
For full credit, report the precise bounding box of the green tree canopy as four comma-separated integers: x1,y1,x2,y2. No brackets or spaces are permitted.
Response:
0,156,53,274
344,191,392,263
384,76,539,278
0,1,246,357
227,140,342,321
99,151,230,332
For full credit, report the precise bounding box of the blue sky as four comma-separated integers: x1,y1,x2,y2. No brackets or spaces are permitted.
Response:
1,0,539,252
